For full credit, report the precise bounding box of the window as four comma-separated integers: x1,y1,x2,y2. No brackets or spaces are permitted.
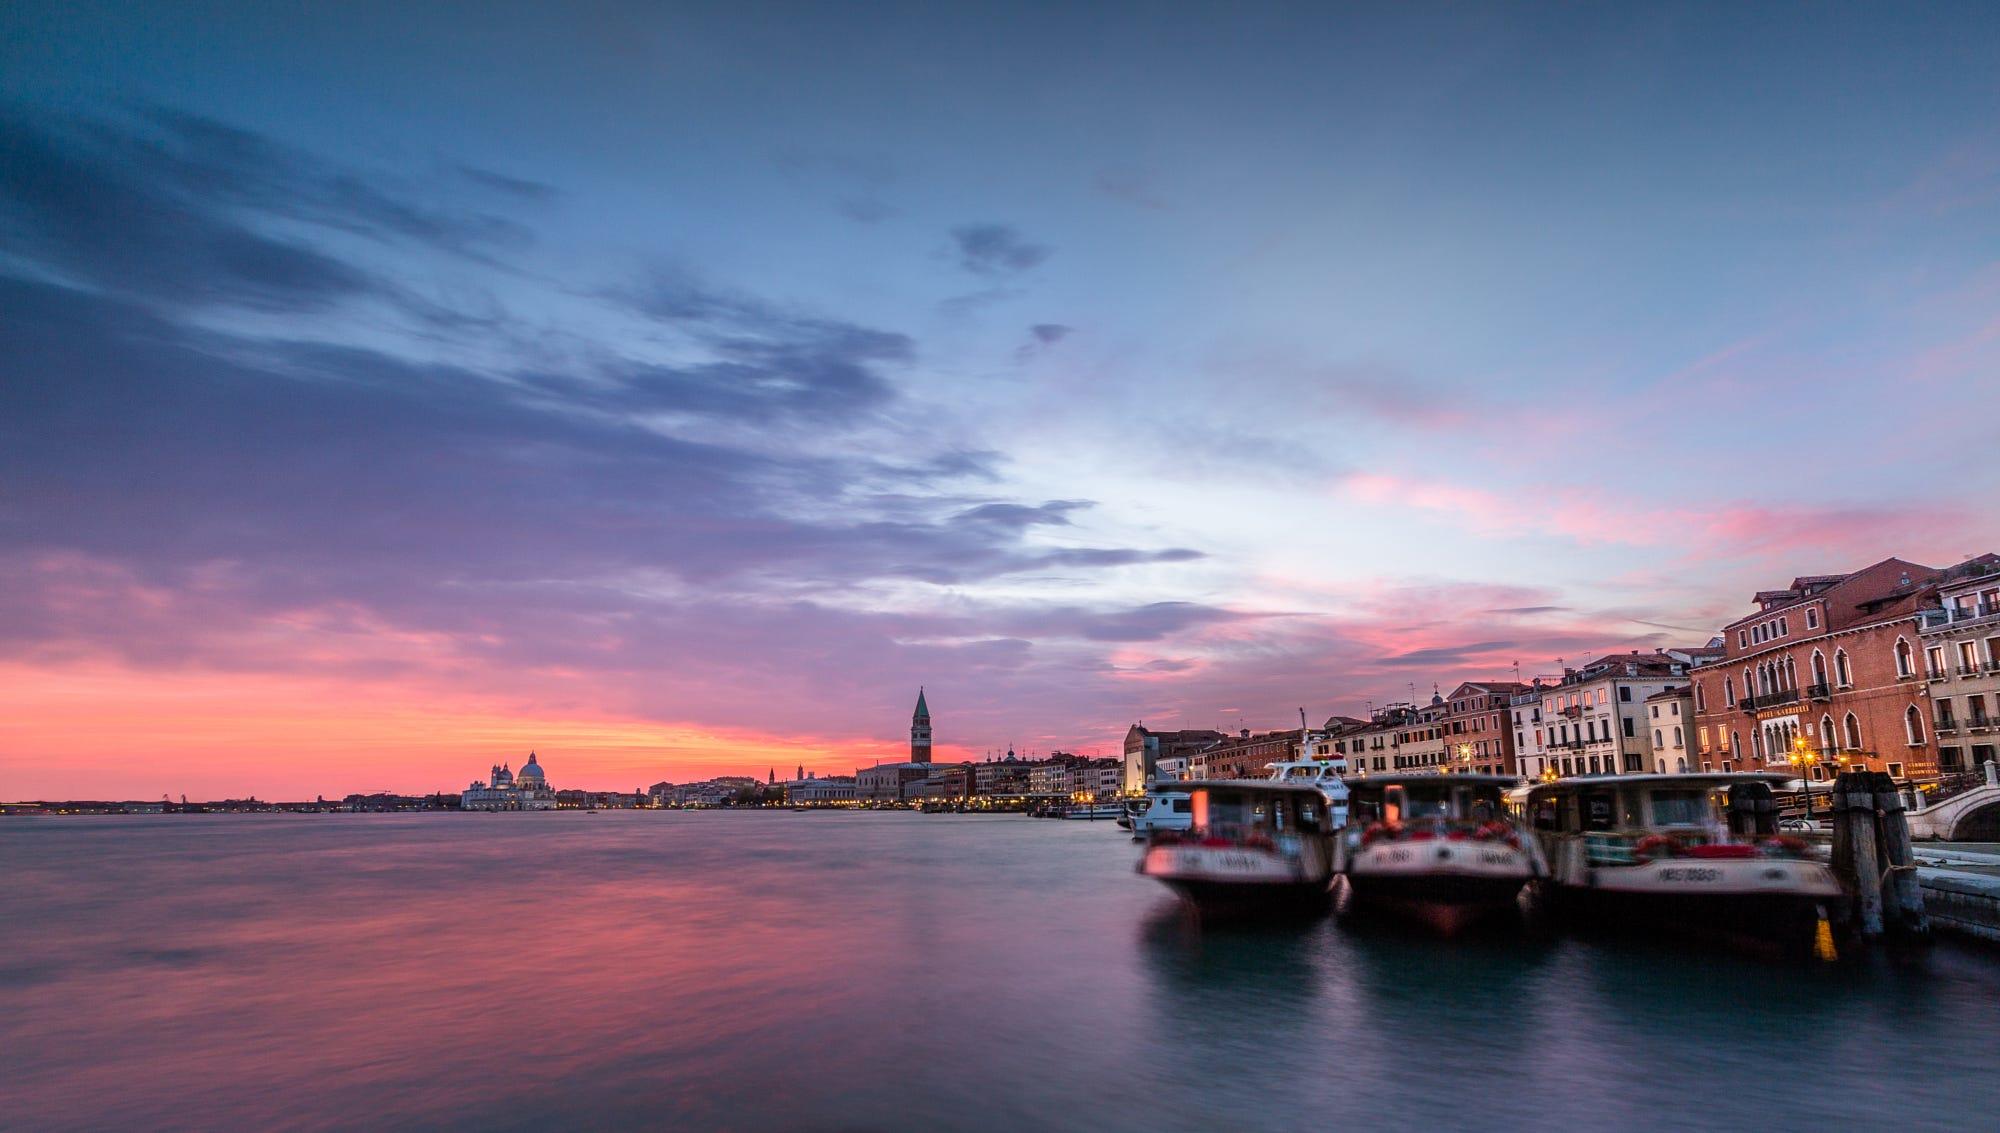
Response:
1844,713,1861,751
1888,762,1905,779
1896,639,1914,678
1654,729,1664,748
1725,677,1736,706
1811,650,1827,687
1779,616,1787,636
1651,705,1660,719
1695,682,1707,711
1674,726,1683,745
1619,686,1632,702
1835,650,1853,687
1623,718,1635,738
1738,630,1748,648
1906,705,1925,745
1806,607,1819,630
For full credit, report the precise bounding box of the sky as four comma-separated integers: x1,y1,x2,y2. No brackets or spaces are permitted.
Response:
4,2,2000,799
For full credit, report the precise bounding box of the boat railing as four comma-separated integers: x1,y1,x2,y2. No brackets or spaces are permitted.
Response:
1354,816,1521,849
1158,823,1309,857
1581,828,1812,866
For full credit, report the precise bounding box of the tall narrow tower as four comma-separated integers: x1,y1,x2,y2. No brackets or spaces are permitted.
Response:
910,687,932,764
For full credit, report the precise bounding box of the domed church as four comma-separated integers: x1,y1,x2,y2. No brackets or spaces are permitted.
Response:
461,752,558,810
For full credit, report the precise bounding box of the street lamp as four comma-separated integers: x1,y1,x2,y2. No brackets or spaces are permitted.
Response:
1456,743,1474,774
1788,736,1819,824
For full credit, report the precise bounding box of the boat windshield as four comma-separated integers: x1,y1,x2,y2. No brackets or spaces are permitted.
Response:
1648,788,1713,827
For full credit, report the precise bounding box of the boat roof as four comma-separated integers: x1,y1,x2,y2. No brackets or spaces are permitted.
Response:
1347,773,1519,788
1184,779,1340,795
1525,772,1791,793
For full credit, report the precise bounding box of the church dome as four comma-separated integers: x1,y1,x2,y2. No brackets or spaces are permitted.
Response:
518,754,545,781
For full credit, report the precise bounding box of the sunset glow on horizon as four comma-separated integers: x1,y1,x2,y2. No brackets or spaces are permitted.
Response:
6,3,2000,799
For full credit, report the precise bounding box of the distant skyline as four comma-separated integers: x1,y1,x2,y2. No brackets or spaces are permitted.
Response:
5,2,2000,798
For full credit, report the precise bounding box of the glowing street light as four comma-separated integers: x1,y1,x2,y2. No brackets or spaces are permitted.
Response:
1788,735,1819,824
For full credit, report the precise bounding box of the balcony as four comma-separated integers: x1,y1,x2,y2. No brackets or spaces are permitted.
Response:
1744,688,1799,712
1926,666,1949,682
1922,602,2000,632
1937,717,1958,735
1960,664,1985,679
1806,682,1831,701
1970,716,1996,733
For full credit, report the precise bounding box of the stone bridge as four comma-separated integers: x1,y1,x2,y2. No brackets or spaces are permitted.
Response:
1909,767,2000,841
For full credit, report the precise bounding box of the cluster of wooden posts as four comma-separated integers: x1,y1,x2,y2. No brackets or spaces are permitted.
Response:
1829,770,1929,942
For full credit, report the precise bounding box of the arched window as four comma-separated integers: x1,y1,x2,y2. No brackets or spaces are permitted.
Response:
1895,638,1914,678
1674,725,1683,745
1819,715,1835,753
1676,757,1688,772
1811,650,1827,688
1731,731,1742,758
1835,650,1852,687
1843,712,1861,751
1654,729,1665,748
1784,656,1796,689
1694,681,1707,711
1906,705,1925,745
1725,677,1736,706
1656,759,1666,773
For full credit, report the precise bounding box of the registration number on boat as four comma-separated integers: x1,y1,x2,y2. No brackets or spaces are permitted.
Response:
1657,867,1722,883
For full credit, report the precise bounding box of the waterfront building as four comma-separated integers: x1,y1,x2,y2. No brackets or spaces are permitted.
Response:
911,687,932,762
1027,752,1088,796
1331,701,1446,777
972,751,1029,796
1919,560,2000,774
907,763,974,801
1440,681,1529,776
1192,728,1304,780
856,761,932,802
1533,654,1688,779
1122,724,1229,791
1688,556,1996,782
1511,684,1550,779
782,773,858,804
461,752,558,810
1646,685,1697,774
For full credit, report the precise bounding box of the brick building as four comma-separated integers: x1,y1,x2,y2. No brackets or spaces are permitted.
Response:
1121,724,1230,791
1191,728,1302,780
1440,681,1529,776
1688,556,1995,783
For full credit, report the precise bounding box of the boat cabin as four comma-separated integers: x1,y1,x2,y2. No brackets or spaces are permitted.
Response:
1522,773,1786,842
1183,781,1336,840
1344,774,1515,828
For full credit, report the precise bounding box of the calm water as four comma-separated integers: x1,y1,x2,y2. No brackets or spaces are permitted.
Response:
6,811,2000,1132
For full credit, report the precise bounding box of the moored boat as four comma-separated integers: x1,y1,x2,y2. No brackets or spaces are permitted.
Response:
1522,773,1841,952
1061,802,1126,820
1335,774,1543,935
1137,780,1339,917
1125,784,1194,837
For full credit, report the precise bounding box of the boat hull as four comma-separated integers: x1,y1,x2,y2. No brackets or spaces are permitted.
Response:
1538,858,1842,952
1139,844,1331,917
1341,842,1534,935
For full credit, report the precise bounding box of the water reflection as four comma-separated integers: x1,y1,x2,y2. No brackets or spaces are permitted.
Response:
7,813,2000,1131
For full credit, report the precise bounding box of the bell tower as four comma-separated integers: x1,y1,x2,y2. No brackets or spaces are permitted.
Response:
911,687,932,763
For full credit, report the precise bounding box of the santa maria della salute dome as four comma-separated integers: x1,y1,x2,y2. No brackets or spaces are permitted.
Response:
462,752,557,810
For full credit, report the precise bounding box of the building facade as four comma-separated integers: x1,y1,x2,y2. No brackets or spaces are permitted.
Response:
1440,681,1529,776
1687,557,1989,782
1920,562,2000,774
1122,725,1229,791
1646,685,1697,775
1531,654,1688,779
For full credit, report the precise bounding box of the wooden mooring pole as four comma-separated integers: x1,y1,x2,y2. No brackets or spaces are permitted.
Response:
1829,770,1930,944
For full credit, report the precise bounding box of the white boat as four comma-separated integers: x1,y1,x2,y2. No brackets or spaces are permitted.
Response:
1335,774,1544,935
1061,802,1126,820
1263,757,1349,827
1124,785,1194,836
1138,780,1339,917
1522,773,1841,952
